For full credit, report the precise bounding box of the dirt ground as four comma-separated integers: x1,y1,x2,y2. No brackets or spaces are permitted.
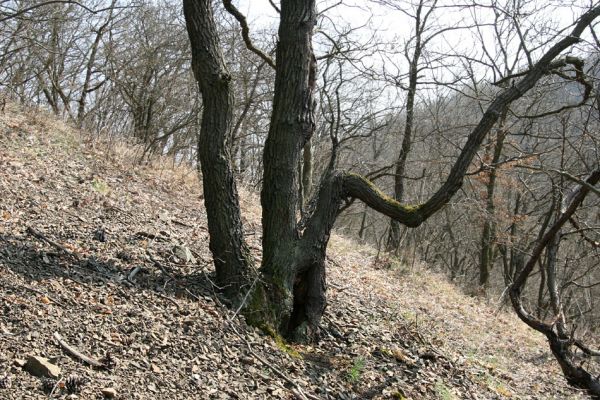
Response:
0,103,589,399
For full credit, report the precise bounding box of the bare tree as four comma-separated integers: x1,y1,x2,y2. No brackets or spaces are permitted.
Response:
509,168,600,395
184,0,600,349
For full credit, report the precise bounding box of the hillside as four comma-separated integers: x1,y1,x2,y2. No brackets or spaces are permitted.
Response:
0,102,589,399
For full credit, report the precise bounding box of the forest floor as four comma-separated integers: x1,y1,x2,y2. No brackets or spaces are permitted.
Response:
0,102,591,399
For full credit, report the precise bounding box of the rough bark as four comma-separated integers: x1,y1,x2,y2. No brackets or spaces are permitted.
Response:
183,0,253,299
251,0,319,341
301,138,313,207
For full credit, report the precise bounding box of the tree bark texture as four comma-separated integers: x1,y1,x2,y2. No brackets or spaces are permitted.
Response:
183,0,253,300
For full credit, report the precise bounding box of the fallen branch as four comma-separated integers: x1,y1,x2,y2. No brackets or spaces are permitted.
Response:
26,227,80,260
171,219,193,228
53,332,105,368
127,266,143,282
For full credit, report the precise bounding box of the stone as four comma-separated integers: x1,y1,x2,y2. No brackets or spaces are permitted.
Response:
240,356,254,365
151,363,161,373
173,245,196,264
24,356,61,378
13,359,26,368
101,387,117,398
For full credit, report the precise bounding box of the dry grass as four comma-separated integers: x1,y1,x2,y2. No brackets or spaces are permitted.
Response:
327,234,586,399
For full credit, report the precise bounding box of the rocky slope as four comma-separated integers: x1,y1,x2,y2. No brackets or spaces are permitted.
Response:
0,102,589,399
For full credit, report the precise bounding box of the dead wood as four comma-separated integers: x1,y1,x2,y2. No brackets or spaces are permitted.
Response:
26,226,80,260
53,332,105,368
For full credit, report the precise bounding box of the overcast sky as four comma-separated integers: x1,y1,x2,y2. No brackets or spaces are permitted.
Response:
231,0,596,101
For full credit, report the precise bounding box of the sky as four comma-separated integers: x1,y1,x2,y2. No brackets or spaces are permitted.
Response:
234,0,592,54
232,0,597,106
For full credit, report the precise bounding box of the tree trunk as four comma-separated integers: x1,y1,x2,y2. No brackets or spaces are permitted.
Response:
301,138,313,207
387,0,426,252
183,0,253,300
249,0,320,342
479,117,507,288
510,168,600,397
387,49,418,253
77,13,111,126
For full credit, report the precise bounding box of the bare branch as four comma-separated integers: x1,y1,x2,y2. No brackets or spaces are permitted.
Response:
510,168,600,315
0,0,125,23
221,0,275,69
310,5,600,234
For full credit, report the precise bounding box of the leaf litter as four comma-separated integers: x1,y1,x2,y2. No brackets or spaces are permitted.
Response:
0,102,590,399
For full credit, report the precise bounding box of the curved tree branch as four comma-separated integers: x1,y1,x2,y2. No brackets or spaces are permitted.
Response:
511,169,600,301
222,0,276,69
507,168,600,396
306,5,600,236
342,173,423,227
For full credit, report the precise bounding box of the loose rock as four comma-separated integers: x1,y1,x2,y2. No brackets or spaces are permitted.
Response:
101,387,117,398
24,356,61,378
173,245,196,264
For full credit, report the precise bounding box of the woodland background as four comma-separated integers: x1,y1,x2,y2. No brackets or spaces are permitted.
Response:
0,0,599,396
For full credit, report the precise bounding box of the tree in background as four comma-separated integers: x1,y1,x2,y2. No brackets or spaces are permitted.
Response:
184,4,598,393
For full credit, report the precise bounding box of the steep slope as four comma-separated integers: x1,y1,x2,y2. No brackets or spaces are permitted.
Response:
0,103,588,399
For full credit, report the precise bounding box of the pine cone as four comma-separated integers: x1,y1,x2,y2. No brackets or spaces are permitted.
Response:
65,375,87,393
101,352,116,370
0,375,11,389
40,377,57,393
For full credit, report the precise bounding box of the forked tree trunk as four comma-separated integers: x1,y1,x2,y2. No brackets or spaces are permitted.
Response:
184,0,600,347
250,0,321,341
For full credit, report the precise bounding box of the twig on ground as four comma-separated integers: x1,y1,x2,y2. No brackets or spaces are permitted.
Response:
156,292,180,310
171,219,193,228
48,376,62,398
329,282,350,292
228,272,261,322
127,266,143,282
53,332,105,368
26,226,80,260
146,251,179,282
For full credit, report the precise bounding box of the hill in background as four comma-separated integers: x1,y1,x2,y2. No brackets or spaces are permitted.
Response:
0,102,588,399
